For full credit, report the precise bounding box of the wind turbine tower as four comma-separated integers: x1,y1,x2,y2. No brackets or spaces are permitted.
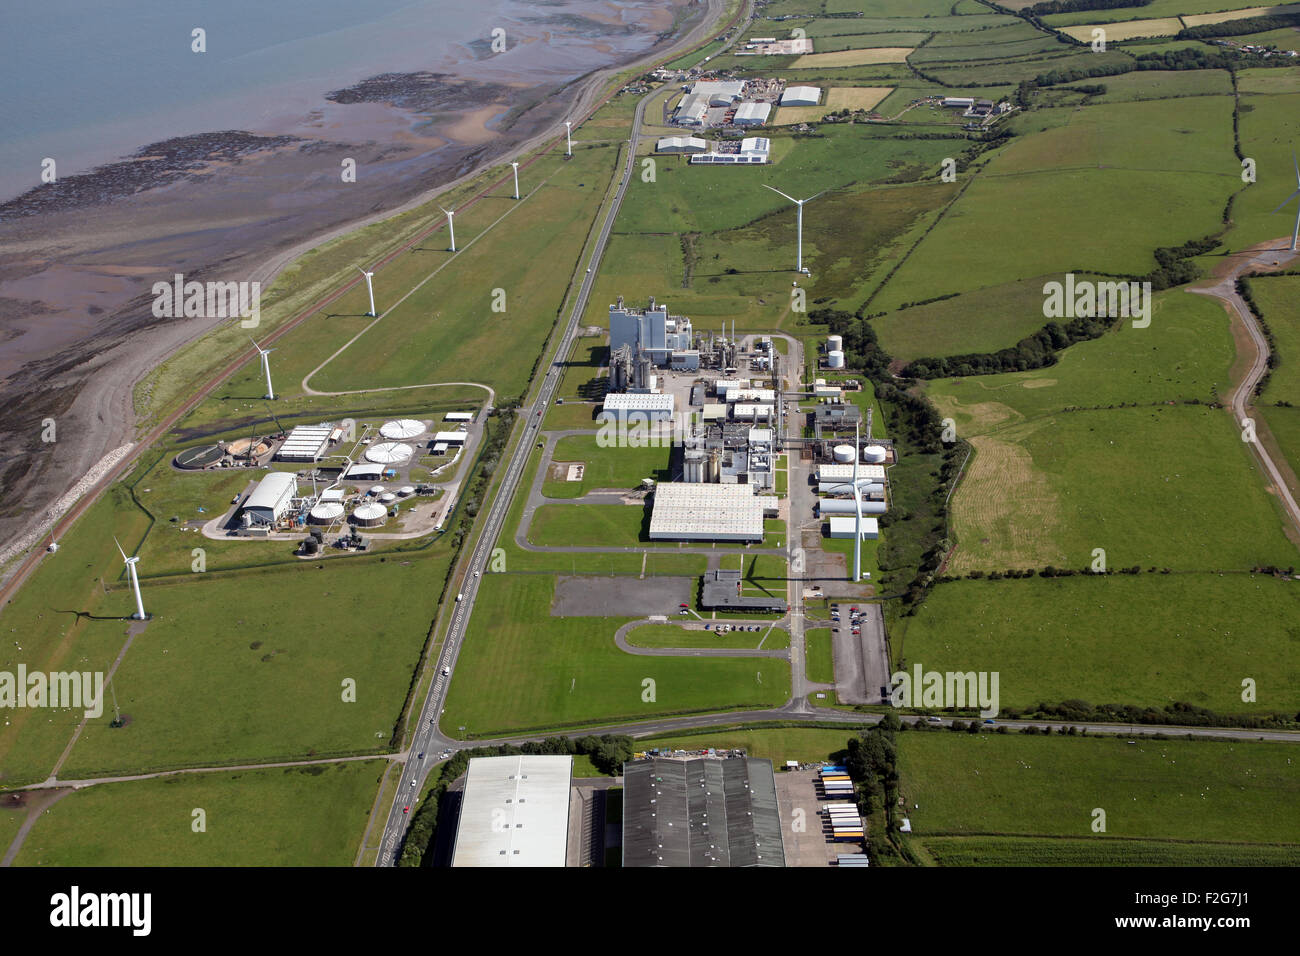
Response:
114,538,146,621
356,266,376,316
250,336,275,400
1274,152,1300,253
511,161,520,200
440,206,457,252
565,121,573,157
763,184,824,274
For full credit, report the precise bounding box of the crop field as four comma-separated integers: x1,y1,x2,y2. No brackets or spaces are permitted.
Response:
1042,0,1299,26
871,97,1237,311
804,33,930,52
1058,18,1185,42
825,0,955,16
624,623,790,650
925,289,1234,429
541,435,674,498
910,35,1066,64
1228,26,1300,50
12,760,385,865
1251,275,1300,405
791,48,915,68
1087,69,1234,102
774,86,894,125
798,14,1015,34
1183,2,1300,25
899,734,1300,849
1222,92,1300,256
947,405,1298,573
922,49,1136,88
440,575,790,736
895,574,1300,714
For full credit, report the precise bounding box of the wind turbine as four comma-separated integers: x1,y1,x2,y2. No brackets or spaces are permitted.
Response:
763,184,825,274
356,266,376,316
850,421,875,583
113,537,146,621
439,205,456,252
249,336,275,400
1273,152,1300,253
510,161,520,200
564,121,572,157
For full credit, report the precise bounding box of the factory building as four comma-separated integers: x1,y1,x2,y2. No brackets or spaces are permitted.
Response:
649,482,777,541
700,568,787,614
674,93,710,125
242,471,298,526
656,135,709,153
689,137,770,165
817,462,886,483
276,424,333,462
608,296,694,367
623,756,785,867
828,515,879,539
433,431,468,444
450,755,573,867
733,102,772,126
819,498,887,517
690,80,746,105
444,411,474,423
812,403,861,433
599,392,675,421
780,85,821,107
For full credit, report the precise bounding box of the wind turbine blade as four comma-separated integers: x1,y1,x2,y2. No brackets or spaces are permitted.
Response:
1293,151,1299,187
1272,188,1300,214
249,336,262,352
113,537,127,562
763,184,797,204
806,189,828,203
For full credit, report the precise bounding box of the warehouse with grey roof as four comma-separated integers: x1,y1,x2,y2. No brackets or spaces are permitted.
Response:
622,756,785,867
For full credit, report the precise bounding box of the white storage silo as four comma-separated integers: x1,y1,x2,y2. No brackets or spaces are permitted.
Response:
833,444,855,464
827,334,843,353
827,350,845,369
863,445,887,464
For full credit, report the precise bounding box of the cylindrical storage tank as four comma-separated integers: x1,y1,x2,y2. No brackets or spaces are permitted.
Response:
827,349,845,369
351,503,387,527
379,492,396,504
826,334,843,353
369,485,384,496
397,485,415,497
308,502,345,525
818,498,887,516
380,419,424,440
684,451,705,484
863,444,887,464
301,537,319,554
832,444,855,463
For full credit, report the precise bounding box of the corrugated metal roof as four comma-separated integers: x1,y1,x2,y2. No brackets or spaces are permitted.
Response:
623,757,784,867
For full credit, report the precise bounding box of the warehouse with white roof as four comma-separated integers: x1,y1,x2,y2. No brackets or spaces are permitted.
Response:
780,85,821,107
829,515,879,539
600,392,675,421
450,755,573,867
275,424,332,461
657,135,709,153
733,102,772,126
242,471,298,526
649,482,778,541
691,80,746,105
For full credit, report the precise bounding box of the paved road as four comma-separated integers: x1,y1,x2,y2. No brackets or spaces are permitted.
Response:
612,618,790,658
1189,242,1300,533
374,0,737,865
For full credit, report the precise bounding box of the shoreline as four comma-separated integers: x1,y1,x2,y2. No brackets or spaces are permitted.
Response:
0,0,731,597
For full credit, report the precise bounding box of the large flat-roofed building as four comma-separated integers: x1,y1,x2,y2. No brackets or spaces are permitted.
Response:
829,515,879,539
691,80,745,105
674,93,710,125
242,471,297,526
733,101,772,126
276,424,333,461
600,392,675,421
701,568,787,613
450,755,573,867
623,756,785,867
649,482,778,541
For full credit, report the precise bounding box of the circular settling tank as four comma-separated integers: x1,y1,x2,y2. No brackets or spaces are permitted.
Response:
364,442,413,465
380,419,425,440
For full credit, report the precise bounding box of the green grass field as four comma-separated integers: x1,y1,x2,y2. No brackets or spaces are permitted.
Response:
541,435,673,498
624,623,790,650
804,627,836,684
637,727,862,763
13,760,386,865
896,573,1300,714
900,733,1300,851
441,575,790,736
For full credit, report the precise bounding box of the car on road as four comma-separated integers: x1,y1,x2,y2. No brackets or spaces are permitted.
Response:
441,666,450,676
403,806,410,814
927,716,942,723
984,719,995,725
679,603,689,608
704,624,711,630
410,778,417,788
679,609,688,615
417,752,424,759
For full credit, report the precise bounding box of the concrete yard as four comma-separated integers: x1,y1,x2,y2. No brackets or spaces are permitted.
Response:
550,574,694,617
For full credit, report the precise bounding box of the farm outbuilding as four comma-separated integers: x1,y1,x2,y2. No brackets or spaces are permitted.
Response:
780,85,821,107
